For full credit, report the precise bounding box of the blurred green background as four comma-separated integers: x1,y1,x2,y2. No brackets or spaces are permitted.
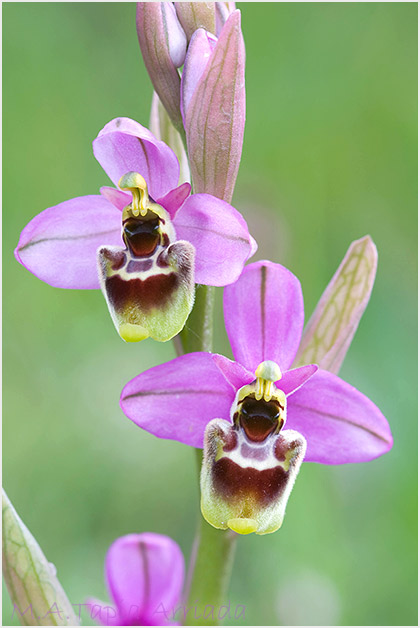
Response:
3,3,417,626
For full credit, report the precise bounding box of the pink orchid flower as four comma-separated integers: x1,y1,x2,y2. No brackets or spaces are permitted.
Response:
88,533,184,626
120,260,392,534
15,117,255,342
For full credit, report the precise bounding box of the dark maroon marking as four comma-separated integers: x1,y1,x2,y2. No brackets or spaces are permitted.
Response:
123,212,161,257
274,436,304,463
222,429,238,453
105,272,179,315
99,248,126,271
237,396,282,443
126,259,153,273
212,457,289,507
156,250,170,268
162,233,170,247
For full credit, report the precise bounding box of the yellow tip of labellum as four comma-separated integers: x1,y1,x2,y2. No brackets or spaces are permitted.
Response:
119,323,150,343
227,518,258,535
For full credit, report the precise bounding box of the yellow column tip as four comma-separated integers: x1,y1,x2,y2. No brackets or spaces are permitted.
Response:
119,323,149,343
227,518,258,535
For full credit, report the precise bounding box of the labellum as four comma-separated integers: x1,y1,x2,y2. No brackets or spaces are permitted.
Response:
98,172,195,342
201,361,306,535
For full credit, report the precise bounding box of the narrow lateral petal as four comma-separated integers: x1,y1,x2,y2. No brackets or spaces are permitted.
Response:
100,186,131,211
157,182,191,219
287,369,393,464
120,352,237,447
223,261,304,373
278,365,318,397
93,117,180,200
15,196,122,289
106,534,184,626
211,353,254,390
136,3,183,131
185,10,245,203
295,236,378,374
173,193,255,286
181,28,217,122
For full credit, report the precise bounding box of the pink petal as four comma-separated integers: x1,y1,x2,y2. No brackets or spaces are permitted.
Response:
120,353,237,448
279,365,318,397
223,261,304,373
93,117,180,200
15,195,122,289
181,28,217,122
185,10,245,203
106,533,184,626
211,354,254,390
100,187,131,212
287,369,393,464
173,193,256,286
157,182,191,220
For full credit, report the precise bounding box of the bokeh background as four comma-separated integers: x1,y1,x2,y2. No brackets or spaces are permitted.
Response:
3,3,417,626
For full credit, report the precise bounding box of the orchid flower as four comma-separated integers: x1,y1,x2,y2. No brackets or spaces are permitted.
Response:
88,533,184,626
15,117,255,343
120,249,393,535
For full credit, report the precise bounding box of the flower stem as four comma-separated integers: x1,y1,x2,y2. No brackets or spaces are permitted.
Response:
184,449,237,626
175,285,238,626
179,284,215,353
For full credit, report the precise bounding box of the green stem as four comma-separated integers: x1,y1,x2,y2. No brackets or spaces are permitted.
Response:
179,284,215,353
174,285,238,626
184,450,237,626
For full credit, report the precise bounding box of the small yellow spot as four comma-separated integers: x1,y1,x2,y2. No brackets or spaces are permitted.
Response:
119,323,149,343
227,518,258,535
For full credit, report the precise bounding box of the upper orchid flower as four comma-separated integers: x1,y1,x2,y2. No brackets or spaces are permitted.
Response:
120,244,393,535
88,533,184,626
15,117,255,342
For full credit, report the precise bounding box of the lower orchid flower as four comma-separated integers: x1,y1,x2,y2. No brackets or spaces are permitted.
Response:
14,117,255,342
88,533,184,626
120,244,393,536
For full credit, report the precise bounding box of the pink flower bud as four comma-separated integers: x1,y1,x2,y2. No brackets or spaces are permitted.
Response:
136,3,187,131
184,10,246,202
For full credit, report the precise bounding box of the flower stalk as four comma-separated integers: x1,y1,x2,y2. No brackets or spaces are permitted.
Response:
184,452,237,626
176,286,237,626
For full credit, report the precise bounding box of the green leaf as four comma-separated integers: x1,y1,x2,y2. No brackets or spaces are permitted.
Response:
2,490,79,626
294,235,377,374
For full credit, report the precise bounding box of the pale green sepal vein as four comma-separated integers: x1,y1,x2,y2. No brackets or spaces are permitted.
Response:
2,490,79,626
294,235,377,374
